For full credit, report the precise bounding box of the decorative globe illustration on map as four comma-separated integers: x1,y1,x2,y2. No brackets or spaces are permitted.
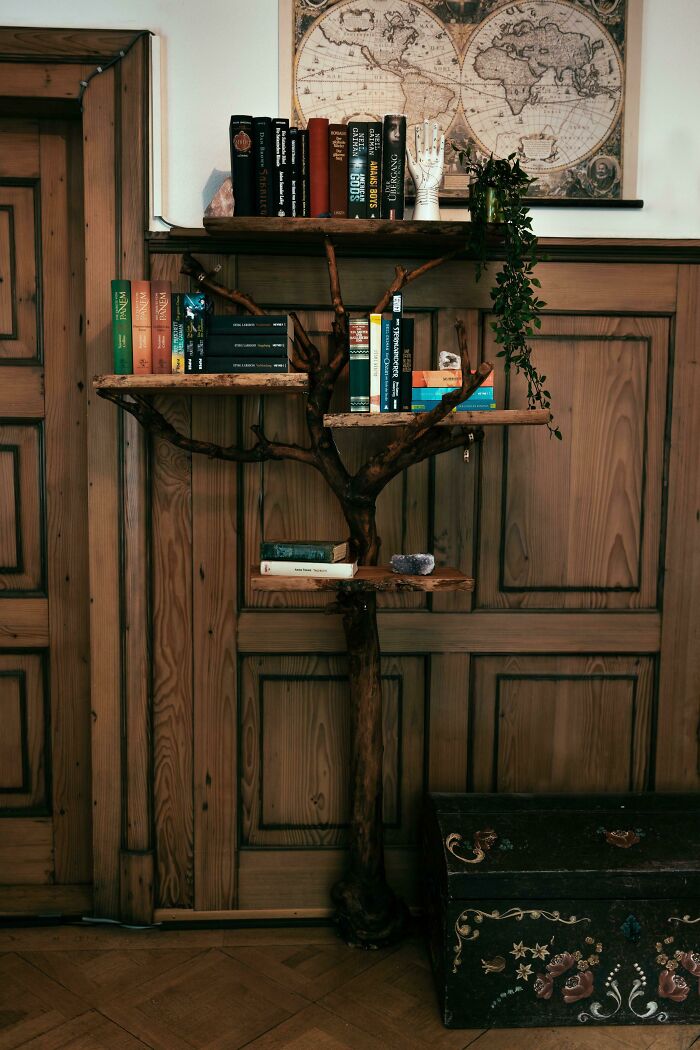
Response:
461,1,623,174
294,0,463,129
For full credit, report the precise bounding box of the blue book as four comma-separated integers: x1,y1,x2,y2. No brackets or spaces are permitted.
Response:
411,386,494,399
380,318,391,412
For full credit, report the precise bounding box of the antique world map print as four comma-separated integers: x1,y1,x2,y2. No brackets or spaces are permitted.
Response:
292,0,627,198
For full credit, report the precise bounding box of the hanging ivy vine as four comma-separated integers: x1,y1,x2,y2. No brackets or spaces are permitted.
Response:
453,146,561,439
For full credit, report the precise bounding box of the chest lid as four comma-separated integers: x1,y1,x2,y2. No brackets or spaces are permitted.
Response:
425,793,700,900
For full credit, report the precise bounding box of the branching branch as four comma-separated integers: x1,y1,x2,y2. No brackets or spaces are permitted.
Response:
98,388,316,467
373,250,461,314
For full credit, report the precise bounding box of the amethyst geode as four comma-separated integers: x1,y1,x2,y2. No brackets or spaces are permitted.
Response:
390,553,435,576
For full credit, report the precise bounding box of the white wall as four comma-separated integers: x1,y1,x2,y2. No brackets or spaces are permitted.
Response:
2,0,699,236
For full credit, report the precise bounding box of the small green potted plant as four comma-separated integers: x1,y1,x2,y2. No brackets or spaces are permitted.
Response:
452,144,561,439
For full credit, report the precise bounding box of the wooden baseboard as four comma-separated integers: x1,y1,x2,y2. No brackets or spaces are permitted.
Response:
0,883,92,916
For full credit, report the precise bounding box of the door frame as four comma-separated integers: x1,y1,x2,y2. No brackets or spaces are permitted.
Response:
0,28,152,921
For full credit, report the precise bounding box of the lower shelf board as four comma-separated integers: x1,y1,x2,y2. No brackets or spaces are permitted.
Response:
251,566,474,592
323,409,551,427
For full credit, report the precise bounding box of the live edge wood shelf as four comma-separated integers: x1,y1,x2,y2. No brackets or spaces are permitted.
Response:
251,566,474,593
323,410,550,427
92,373,309,395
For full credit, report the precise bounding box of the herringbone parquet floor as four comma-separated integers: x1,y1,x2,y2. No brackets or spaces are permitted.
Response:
0,925,698,1049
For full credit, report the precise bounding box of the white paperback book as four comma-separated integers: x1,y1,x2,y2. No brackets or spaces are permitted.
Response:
369,313,382,414
260,560,358,578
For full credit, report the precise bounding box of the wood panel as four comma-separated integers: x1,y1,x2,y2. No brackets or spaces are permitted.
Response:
0,597,48,645
240,654,424,850
478,315,669,609
471,655,655,793
0,422,43,592
0,653,46,810
0,817,52,883
0,180,39,359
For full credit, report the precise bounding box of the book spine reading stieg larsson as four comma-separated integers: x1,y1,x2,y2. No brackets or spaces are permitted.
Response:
348,121,368,218
229,115,254,217
349,318,370,412
111,280,132,374
381,114,406,219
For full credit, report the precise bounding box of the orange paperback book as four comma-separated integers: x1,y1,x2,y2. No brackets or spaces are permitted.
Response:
131,279,152,374
413,369,493,388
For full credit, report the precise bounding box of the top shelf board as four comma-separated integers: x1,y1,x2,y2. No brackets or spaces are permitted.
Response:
92,373,309,396
199,216,499,259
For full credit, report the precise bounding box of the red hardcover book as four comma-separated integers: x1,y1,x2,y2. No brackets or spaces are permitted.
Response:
308,118,330,217
150,280,172,373
328,124,348,218
131,279,152,374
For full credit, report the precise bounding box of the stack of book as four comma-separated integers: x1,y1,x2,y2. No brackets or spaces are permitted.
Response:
259,539,358,580
230,113,407,220
204,315,293,373
111,280,291,375
412,369,495,412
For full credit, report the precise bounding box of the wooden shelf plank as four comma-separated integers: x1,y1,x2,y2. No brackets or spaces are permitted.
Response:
251,566,474,593
93,373,309,395
199,216,497,258
323,410,551,427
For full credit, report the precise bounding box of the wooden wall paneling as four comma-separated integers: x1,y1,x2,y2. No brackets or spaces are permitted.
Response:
0,653,47,810
39,120,91,884
470,655,654,793
0,817,53,883
0,368,44,417
427,654,470,792
0,119,40,177
478,313,670,610
432,309,479,613
656,265,700,790
83,64,121,917
0,598,48,646
0,182,39,359
0,423,43,592
191,393,238,910
0,64,83,99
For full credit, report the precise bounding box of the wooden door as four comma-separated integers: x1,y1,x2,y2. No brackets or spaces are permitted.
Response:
0,118,91,916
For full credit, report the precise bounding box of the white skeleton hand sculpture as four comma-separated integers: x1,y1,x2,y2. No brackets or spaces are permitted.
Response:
406,121,445,222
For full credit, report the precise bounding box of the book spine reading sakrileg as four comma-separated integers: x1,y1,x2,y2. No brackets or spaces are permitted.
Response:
369,313,382,414
272,118,291,217
349,317,370,412
131,279,152,374
400,317,413,412
290,127,301,218
367,122,382,219
298,128,310,217
329,123,349,218
308,117,330,217
171,293,185,374
390,293,402,411
111,279,132,374
229,115,255,216
347,121,368,218
252,116,273,216
380,114,406,219
151,280,172,374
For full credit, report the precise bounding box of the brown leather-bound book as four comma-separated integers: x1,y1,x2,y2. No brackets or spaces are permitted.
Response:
308,118,330,217
328,124,348,218
150,279,171,373
131,279,152,374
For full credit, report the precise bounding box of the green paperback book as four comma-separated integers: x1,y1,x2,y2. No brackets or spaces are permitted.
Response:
111,279,132,374
260,540,349,563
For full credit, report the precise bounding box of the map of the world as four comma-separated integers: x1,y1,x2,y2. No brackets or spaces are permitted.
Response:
292,0,627,198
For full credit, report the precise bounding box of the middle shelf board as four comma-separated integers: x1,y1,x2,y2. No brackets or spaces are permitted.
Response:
323,409,551,427
251,566,474,593
93,373,310,396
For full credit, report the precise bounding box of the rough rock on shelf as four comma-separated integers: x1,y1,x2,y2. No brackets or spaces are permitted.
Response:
205,177,235,218
390,553,435,575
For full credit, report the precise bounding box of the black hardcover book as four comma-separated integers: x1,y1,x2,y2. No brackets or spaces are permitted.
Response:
367,122,382,219
290,127,302,217
380,114,406,220
203,357,289,373
206,334,291,356
400,317,414,411
208,315,293,337
298,128,310,217
347,121,368,218
229,115,255,217
185,312,206,373
390,292,402,411
272,118,291,217
252,117,273,216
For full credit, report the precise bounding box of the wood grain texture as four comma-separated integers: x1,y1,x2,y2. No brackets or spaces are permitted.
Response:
251,566,474,592
0,63,82,99
0,817,53,883
0,27,147,60
0,367,44,416
478,315,669,610
428,654,470,792
40,120,92,884
0,117,39,177
0,652,46,810
0,422,42,592
323,410,549,427
0,597,48,645
656,265,700,790
94,373,309,394
0,182,39,359
192,395,238,910
0,883,91,916
471,655,654,793
119,849,155,926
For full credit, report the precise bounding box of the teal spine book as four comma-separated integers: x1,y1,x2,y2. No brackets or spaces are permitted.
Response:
260,540,348,563
349,318,370,412
111,279,132,374
380,318,391,411
172,293,185,373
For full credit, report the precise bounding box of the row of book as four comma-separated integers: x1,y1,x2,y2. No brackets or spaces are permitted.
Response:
348,294,495,413
230,114,407,220
259,539,357,580
111,280,293,374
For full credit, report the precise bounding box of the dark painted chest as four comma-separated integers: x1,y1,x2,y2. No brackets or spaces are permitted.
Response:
423,793,700,1030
